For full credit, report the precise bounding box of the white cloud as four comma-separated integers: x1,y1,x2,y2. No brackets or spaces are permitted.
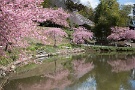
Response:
80,0,99,8
124,2,135,6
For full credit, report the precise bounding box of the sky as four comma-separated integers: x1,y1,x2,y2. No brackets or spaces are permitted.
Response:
80,0,135,9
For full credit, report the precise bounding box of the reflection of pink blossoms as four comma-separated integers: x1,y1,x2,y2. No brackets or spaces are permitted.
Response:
72,60,94,78
73,27,93,44
108,57,135,72
45,69,69,80
43,69,72,90
16,70,72,90
17,69,71,90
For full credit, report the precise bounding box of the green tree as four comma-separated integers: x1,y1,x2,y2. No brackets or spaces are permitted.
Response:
65,0,85,11
79,6,94,21
119,5,132,27
42,0,67,8
94,0,120,40
42,0,85,11
42,0,53,8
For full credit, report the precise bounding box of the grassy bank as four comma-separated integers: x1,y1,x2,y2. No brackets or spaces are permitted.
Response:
0,43,84,70
85,45,135,52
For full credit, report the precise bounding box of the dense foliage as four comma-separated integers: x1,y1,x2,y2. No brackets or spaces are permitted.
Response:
65,0,85,11
119,5,133,26
42,0,52,8
78,7,94,21
42,0,84,11
94,0,120,39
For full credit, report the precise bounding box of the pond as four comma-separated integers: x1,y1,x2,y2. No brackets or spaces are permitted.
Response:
2,53,135,90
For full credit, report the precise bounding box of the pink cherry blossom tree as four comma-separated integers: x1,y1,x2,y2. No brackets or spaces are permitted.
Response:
107,27,128,41
0,0,70,47
107,26,135,41
44,28,68,47
34,8,70,27
0,0,45,49
0,0,70,59
72,27,93,44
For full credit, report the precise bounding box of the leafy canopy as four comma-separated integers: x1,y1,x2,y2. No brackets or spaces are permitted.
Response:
94,0,120,39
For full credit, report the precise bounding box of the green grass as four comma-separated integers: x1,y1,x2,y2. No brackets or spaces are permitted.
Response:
41,45,57,53
0,48,20,66
15,63,38,73
64,28,74,40
87,45,135,52
0,57,13,66
26,44,58,55
58,43,72,49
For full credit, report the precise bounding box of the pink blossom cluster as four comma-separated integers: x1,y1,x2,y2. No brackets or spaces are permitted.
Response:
108,57,135,72
73,27,93,44
107,27,135,41
125,30,135,40
34,8,70,27
0,0,45,47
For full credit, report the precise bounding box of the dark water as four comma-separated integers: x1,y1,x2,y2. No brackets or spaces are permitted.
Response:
2,53,135,90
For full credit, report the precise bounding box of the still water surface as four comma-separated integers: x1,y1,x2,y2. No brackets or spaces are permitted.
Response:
2,53,135,90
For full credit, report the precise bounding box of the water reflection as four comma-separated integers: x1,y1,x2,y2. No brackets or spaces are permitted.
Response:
108,57,135,73
3,53,135,90
107,56,135,90
72,59,94,78
66,77,96,90
44,69,71,90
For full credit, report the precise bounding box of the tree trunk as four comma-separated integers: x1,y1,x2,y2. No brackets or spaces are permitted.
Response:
53,31,56,47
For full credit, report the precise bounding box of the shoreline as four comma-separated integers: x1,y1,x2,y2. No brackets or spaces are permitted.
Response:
0,48,85,77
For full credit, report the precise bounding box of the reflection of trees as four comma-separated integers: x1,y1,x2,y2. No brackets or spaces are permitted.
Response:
72,59,94,78
89,55,131,90
41,69,72,90
46,69,69,80
15,69,72,90
107,57,135,73
38,59,72,90
4,59,73,90
32,59,73,90
61,57,95,90
5,54,135,90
